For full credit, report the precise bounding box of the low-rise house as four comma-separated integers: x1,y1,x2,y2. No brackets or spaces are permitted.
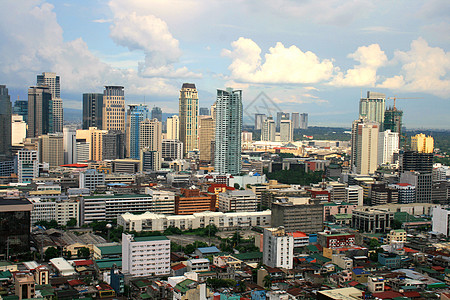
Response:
186,259,210,272
378,252,401,269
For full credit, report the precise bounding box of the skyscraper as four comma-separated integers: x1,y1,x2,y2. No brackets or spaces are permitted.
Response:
27,86,53,138
0,85,12,162
82,93,103,129
261,117,276,142
139,118,162,154
351,118,379,175
300,113,308,129
166,115,179,140
384,107,403,146
411,133,434,153
63,127,77,164
126,104,148,159
291,112,300,129
13,99,28,123
377,130,399,165
280,119,293,142
276,112,289,130
214,88,242,175
199,116,215,162
179,83,198,153
37,72,63,132
39,133,64,167
151,106,162,122
254,113,266,130
103,86,125,132
359,91,385,124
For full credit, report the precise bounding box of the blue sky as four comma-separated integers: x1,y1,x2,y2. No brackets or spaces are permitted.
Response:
0,0,449,128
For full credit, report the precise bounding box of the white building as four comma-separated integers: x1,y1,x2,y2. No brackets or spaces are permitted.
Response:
389,183,416,204
228,174,267,189
118,210,272,232
346,185,364,206
432,206,450,236
18,150,39,183
280,119,293,142
30,198,56,225
145,188,175,215
351,118,379,175
378,130,399,165
262,118,276,142
11,114,27,145
76,141,90,163
122,233,170,277
56,200,80,226
263,227,294,269
166,115,179,140
79,169,105,192
161,139,183,161
218,190,258,212
63,127,77,164
186,259,210,272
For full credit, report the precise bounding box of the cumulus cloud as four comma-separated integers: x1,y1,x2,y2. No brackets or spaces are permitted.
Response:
378,38,450,97
222,37,334,84
0,1,180,96
330,44,388,87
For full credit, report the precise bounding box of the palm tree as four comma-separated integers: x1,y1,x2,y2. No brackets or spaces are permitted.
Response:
263,275,272,290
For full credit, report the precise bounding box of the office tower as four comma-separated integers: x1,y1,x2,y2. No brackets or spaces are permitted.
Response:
63,127,77,164
199,116,215,162
399,150,433,173
199,107,210,116
291,112,300,129
377,130,399,165
76,127,108,161
352,208,394,233
122,233,170,277
351,118,379,175
13,99,28,123
280,119,293,142
37,72,63,132
11,115,27,145
27,86,53,138
400,171,432,203
0,198,32,256
214,88,242,175
276,112,289,130
370,183,399,205
179,83,198,153
151,106,162,122
76,141,90,163
18,150,39,183
162,139,183,161
39,133,64,167
126,104,149,159
166,115,179,140
300,113,308,129
359,91,385,124
411,133,434,153
79,169,105,192
0,85,12,162
218,190,258,212
254,113,266,130
82,93,103,129
103,86,125,132
140,118,162,154
103,130,125,160
263,227,294,269
140,148,161,172
261,117,276,142
271,199,324,234
384,107,403,139
389,183,415,204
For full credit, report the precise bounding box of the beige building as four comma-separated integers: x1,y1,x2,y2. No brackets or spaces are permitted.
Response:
39,133,64,167
351,118,379,175
102,86,125,132
15,274,35,300
179,83,198,153
386,229,407,244
166,115,179,140
262,117,276,142
280,119,293,142
12,114,27,145
140,118,162,153
76,127,108,161
411,133,434,153
199,116,215,162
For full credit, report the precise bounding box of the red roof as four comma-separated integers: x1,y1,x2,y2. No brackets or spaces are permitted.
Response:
402,291,421,298
287,231,307,238
396,183,411,186
96,283,113,291
74,259,94,266
403,247,418,253
171,263,186,271
60,164,89,168
431,266,445,271
372,291,403,299
348,281,359,287
68,279,84,286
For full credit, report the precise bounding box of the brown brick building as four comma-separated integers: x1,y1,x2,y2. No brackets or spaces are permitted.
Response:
175,189,216,215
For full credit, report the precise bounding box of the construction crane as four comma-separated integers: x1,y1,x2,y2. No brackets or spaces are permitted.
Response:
387,96,423,110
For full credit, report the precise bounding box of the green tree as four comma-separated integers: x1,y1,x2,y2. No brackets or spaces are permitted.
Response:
164,226,182,235
66,218,77,227
77,247,90,259
44,247,59,261
263,275,272,290
369,238,380,250
392,219,403,230
234,183,240,189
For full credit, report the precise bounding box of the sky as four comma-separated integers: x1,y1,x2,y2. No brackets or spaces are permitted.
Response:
0,0,449,129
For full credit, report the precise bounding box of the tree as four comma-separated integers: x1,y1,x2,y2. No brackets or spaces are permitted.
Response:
44,247,59,261
77,247,90,259
263,275,272,290
234,183,240,189
164,226,182,235
66,218,77,227
369,238,380,250
392,219,403,230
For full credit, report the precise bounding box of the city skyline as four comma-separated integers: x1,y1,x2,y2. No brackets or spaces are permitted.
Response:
0,1,449,129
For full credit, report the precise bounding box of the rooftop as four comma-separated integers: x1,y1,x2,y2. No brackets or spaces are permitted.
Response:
133,236,169,242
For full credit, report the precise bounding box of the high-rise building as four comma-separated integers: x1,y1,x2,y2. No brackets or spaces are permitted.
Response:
359,91,385,124
140,118,162,154
400,171,432,203
11,115,27,146
179,83,198,153
126,104,149,159
263,227,294,269
102,130,125,160
254,113,266,130
162,139,183,161
18,150,39,183
63,127,77,164
214,88,242,175
102,86,125,132
82,93,103,130
299,113,308,129
271,199,324,234
377,130,399,165
37,72,63,133
151,106,162,122
13,99,28,123
199,116,215,162
383,107,403,140
166,115,179,140
291,112,300,129
27,86,53,138
276,112,289,130
411,133,434,153
199,107,210,116
140,148,161,172
280,119,293,142
39,133,64,167
351,118,379,175
0,85,12,162
261,117,276,142
399,150,433,173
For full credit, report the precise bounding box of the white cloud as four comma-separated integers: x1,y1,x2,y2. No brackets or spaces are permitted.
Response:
273,94,328,105
222,37,334,84
330,44,387,87
378,38,450,97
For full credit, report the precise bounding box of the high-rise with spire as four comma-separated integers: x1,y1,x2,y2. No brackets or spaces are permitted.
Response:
179,83,198,153
37,72,63,132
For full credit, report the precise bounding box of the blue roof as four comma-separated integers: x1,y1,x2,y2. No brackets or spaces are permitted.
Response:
197,246,220,254
253,172,261,176
353,268,370,275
